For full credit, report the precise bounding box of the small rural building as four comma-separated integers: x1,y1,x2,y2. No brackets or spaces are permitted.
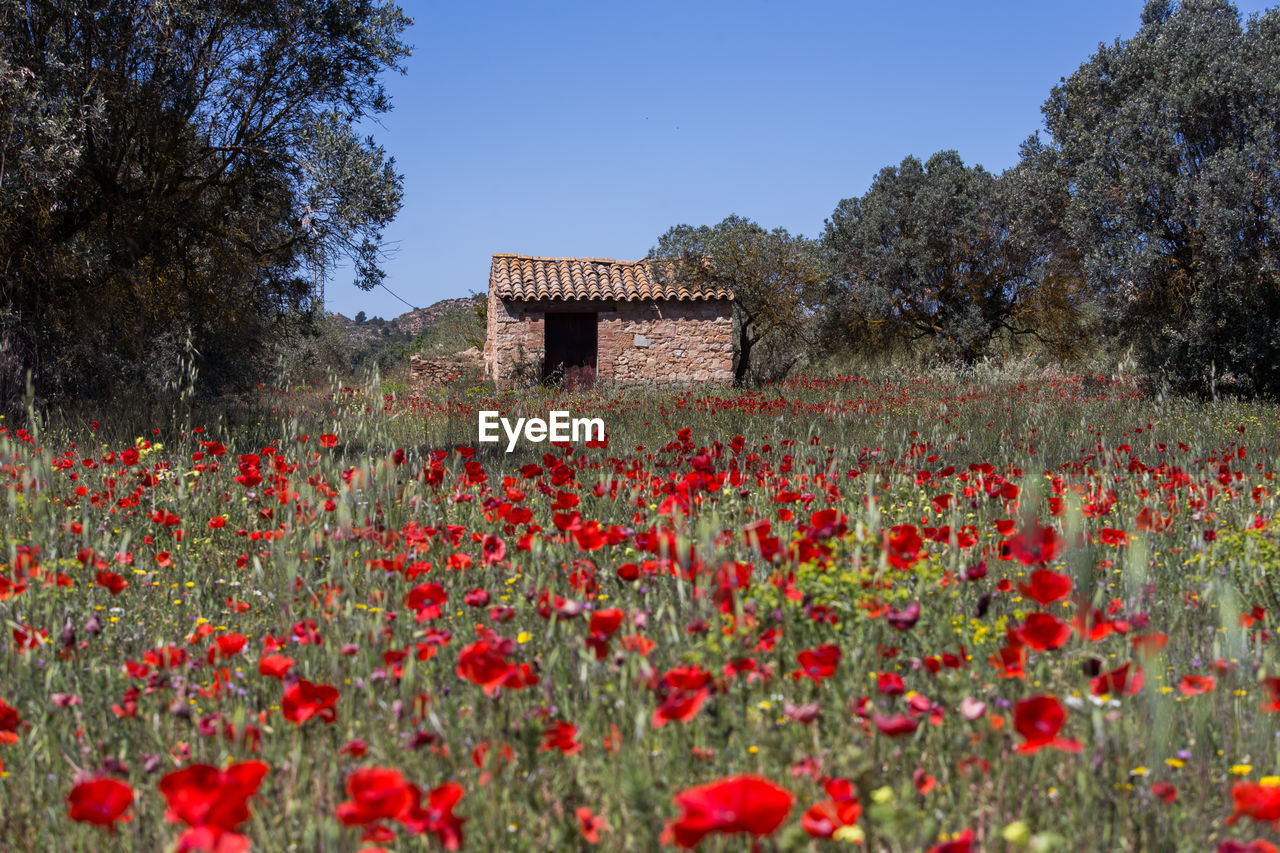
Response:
484,254,734,387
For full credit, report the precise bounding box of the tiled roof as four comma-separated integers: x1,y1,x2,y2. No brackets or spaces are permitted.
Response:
490,254,733,302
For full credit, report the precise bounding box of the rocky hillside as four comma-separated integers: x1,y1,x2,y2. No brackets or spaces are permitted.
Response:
330,296,479,344
327,296,484,373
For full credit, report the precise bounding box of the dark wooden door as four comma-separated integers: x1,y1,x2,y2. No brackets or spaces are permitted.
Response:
544,312,597,388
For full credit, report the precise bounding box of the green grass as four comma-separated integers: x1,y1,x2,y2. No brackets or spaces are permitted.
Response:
2,372,1280,851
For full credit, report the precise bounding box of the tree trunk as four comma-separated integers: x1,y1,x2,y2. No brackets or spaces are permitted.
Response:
734,327,753,387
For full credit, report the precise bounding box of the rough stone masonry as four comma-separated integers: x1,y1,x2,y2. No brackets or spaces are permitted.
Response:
484,254,734,386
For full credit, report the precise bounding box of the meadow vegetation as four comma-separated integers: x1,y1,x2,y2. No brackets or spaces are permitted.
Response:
5,2,1280,849
3,369,1280,851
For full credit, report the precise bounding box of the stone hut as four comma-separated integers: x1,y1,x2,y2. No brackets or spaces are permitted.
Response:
484,254,734,387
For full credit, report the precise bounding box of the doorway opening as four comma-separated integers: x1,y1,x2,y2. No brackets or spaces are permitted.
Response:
544,312,597,389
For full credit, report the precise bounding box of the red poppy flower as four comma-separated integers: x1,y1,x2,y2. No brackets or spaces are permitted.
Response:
456,641,516,696
158,761,268,852
1071,604,1118,642
319,434,338,448
1136,505,1172,532
588,608,625,637
340,739,368,758
1152,781,1178,803
405,583,448,620
1090,663,1144,697
1228,781,1280,824
1131,632,1169,657
885,524,924,570
257,654,294,680
1219,841,1280,853
877,672,906,696
1006,522,1064,566
796,644,842,682
95,570,129,595
143,645,188,668
401,781,467,850
801,797,862,838
281,679,339,725
871,713,919,737
1261,678,1280,713
13,625,46,652
927,830,974,853
1018,569,1073,606
336,767,414,826
1013,695,1081,754
541,720,583,755
573,522,608,551
0,698,21,733
1178,674,1216,695
664,774,793,849
481,534,506,564
213,633,247,660
1015,612,1071,651
989,643,1027,679
576,806,609,844
67,777,134,828
1097,527,1128,546
653,688,710,728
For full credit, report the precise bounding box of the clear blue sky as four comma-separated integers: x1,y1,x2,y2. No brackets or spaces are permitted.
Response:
329,0,1276,319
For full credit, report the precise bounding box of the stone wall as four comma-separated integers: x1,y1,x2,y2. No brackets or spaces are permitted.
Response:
485,294,734,386
409,348,481,389
599,299,734,384
485,288,545,382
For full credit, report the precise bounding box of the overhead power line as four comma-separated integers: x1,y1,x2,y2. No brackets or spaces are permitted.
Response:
378,281,418,311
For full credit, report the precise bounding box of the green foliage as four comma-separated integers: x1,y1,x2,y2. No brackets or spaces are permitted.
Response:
342,299,486,378
1036,0,1280,396
3,375,1280,849
0,0,411,404
823,151,1087,364
651,215,827,385
469,291,487,351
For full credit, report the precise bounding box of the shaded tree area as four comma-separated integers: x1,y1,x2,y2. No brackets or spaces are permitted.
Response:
821,151,1087,364
1039,0,1280,396
651,216,826,386
0,0,410,404
706,0,1279,395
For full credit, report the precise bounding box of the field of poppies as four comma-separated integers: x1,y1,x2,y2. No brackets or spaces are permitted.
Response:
3,371,1280,851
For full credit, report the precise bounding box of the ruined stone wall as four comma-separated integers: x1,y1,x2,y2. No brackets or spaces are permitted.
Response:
409,349,481,389
487,293,734,386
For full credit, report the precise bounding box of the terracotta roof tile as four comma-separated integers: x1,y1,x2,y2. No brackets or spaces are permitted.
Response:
490,254,733,302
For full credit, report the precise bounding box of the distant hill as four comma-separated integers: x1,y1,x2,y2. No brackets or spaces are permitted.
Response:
330,296,478,342
329,296,484,367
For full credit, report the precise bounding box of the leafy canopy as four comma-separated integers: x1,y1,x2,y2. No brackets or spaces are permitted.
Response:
652,216,826,385
823,151,1072,363
0,0,411,401
1037,0,1280,394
